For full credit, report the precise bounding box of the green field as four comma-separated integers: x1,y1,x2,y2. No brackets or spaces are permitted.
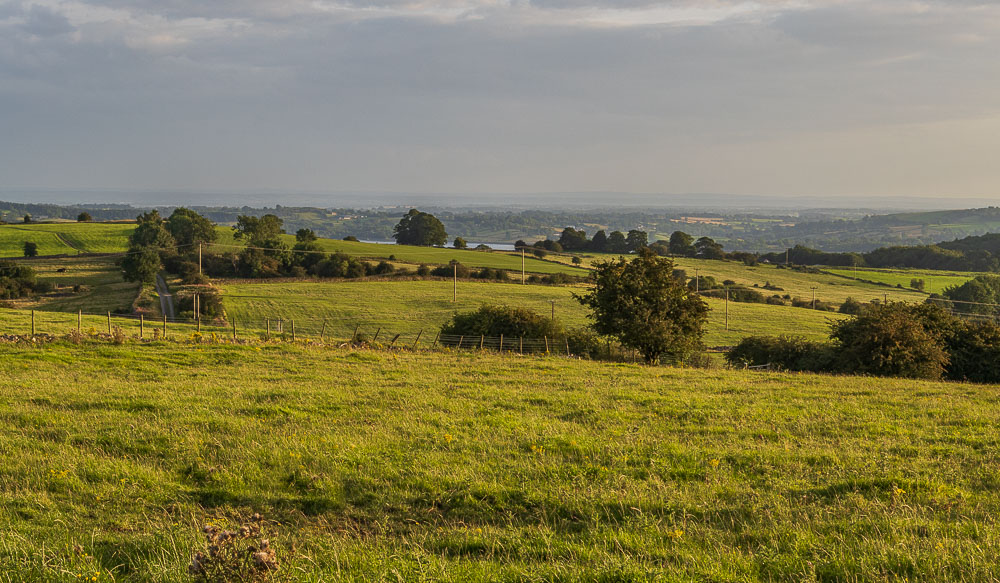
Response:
14,256,141,314
218,279,843,347
3,340,1000,581
209,229,587,276
1,223,585,275
824,267,979,295
0,223,134,257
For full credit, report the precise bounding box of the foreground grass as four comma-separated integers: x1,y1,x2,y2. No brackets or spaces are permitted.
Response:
1,341,1000,581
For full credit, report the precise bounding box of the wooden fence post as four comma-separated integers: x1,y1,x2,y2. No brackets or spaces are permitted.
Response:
320,320,327,342
107,311,111,334
291,320,295,342
352,324,360,343
373,328,381,343
433,331,440,345
162,314,167,338
458,335,464,349
499,334,503,352
565,337,570,356
266,319,270,341
139,314,143,338
233,319,237,341
544,336,549,353
390,334,400,348
520,337,523,353
31,310,35,336
479,335,485,350
77,310,82,333
412,329,422,350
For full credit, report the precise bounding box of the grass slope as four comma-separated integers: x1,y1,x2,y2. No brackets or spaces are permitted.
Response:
0,223,134,256
218,279,842,346
824,267,980,295
2,341,1000,581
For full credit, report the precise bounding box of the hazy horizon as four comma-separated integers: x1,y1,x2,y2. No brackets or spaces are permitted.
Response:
3,1,1000,200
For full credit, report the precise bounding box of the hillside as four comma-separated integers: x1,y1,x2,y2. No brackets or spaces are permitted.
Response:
2,340,1000,581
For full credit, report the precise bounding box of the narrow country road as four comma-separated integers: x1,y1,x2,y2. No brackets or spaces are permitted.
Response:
155,273,176,320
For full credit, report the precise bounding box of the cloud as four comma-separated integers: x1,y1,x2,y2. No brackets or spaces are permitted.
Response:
2,0,1000,197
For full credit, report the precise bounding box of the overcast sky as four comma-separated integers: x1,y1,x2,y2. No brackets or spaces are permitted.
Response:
2,0,1000,200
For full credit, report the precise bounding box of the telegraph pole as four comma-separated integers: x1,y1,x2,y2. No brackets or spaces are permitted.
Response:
811,286,818,309
550,299,555,321
453,262,457,302
521,248,525,285
199,243,202,274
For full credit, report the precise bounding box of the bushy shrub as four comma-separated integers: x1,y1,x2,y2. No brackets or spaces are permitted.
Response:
726,335,835,372
431,262,471,278
831,302,949,379
0,261,43,299
440,305,564,341
566,327,603,359
765,295,786,306
416,264,430,276
839,297,864,314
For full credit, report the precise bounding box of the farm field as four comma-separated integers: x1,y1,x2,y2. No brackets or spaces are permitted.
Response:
9,256,140,315
1,222,585,275
824,267,979,295
217,279,843,346
3,341,1000,581
209,228,586,276
0,223,133,256
564,253,930,305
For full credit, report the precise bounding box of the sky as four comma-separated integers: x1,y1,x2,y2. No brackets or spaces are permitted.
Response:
1,0,1000,202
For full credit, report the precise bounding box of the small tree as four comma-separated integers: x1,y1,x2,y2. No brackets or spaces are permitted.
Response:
575,248,709,364
23,214,31,224
23,241,38,257
453,237,468,249
668,231,695,256
393,209,447,246
77,212,93,222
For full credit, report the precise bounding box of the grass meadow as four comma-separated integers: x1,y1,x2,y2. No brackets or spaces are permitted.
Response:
1,340,1000,581
217,279,844,346
0,223,134,256
823,267,979,295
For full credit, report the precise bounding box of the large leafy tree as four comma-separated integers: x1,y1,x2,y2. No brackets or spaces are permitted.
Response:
625,230,648,252
121,246,163,284
128,210,175,249
233,214,284,245
165,207,217,248
668,231,694,256
575,248,709,364
393,209,447,246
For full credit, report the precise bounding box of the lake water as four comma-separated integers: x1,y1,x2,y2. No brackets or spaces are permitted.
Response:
361,240,516,251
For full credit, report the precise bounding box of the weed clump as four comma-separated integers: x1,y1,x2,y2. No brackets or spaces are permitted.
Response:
188,514,279,582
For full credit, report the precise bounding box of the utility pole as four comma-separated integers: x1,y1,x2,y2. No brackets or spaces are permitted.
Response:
695,268,700,294
199,243,202,275
550,299,555,321
786,248,789,266
811,286,817,309
453,262,457,302
521,248,525,285
725,286,729,331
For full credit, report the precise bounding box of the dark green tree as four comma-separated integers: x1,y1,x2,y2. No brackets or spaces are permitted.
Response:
22,241,38,257
165,208,217,247
76,212,92,222
694,236,724,260
830,302,949,380
625,230,648,252
453,237,468,249
393,209,447,246
295,228,318,243
121,246,162,284
22,214,30,224
575,248,709,364
129,210,175,249
558,227,588,251
668,231,695,256
589,230,608,252
607,231,628,254
233,214,284,244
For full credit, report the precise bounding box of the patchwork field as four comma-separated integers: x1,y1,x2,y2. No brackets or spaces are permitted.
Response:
2,341,1000,581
